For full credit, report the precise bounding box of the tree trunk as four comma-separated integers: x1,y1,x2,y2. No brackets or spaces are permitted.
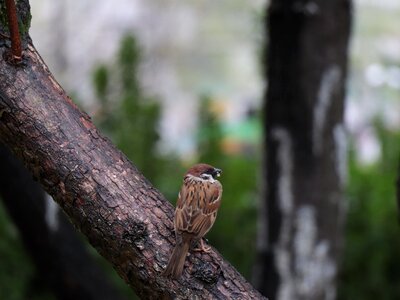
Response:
254,1,352,299
0,1,265,299
0,144,131,300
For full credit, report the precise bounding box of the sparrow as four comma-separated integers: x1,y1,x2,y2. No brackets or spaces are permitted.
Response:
164,163,223,279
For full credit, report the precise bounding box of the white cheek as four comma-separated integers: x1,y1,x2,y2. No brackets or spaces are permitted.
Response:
200,174,214,182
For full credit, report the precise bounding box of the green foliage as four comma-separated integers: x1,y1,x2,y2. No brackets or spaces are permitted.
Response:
92,34,185,202
197,95,225,165
93,65,109,104
338,123,400,300
207,156,258,278
93,35,163,182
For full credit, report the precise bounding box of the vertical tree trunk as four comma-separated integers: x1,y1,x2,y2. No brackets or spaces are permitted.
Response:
254,1,352,299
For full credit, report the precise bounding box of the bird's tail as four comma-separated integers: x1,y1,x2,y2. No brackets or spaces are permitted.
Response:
164,238,191,279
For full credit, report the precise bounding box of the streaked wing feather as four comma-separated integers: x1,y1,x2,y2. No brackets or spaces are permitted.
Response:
175,178,222,238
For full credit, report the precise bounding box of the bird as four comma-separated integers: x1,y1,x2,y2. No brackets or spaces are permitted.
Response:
164,163,223,279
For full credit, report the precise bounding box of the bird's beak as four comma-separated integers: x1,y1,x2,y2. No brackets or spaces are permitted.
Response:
214,168,222,177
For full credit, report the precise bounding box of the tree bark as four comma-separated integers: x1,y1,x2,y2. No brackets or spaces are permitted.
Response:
0,144,131,300
0,2,265,299
254,1,352,299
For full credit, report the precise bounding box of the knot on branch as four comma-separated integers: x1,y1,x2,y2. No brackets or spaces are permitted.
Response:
192,256,221,284
123,220,148,250
3,48,24,65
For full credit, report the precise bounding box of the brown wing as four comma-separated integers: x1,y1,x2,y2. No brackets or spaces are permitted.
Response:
175,178,222,239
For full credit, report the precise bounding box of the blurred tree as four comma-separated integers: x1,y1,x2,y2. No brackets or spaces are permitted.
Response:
254,1,352,299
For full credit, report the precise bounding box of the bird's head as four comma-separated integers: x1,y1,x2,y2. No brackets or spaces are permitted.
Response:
186,163,222,181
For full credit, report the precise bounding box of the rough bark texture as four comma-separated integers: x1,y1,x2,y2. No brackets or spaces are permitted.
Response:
0,2,265,299
0,144,130,300
254,1,352,299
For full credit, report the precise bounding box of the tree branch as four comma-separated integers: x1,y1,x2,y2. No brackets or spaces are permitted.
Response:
0,143,130,300
0,24,265,300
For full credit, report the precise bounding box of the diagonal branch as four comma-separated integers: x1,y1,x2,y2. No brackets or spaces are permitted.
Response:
0,144,130,300
0,40,265,300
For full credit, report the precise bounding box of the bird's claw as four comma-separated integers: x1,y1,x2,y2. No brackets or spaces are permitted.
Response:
193,239,211,253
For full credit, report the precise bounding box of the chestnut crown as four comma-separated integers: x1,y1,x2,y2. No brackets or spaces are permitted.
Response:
185,163,222,180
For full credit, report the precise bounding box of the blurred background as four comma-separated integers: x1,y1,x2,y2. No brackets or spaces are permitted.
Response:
0,0,400,299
